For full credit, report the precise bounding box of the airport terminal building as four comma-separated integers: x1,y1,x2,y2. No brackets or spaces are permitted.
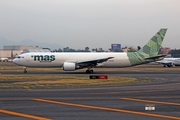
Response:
0,45,42,61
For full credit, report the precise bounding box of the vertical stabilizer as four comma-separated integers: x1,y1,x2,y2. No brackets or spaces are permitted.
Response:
137,29,167,57
127,29,167,65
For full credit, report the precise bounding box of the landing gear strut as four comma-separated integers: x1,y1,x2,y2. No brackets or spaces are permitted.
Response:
23,67,27,73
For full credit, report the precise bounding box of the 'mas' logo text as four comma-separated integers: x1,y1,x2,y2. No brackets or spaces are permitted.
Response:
32,55,55,61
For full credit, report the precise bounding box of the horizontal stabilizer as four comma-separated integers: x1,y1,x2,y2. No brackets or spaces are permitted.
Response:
144,54,167,62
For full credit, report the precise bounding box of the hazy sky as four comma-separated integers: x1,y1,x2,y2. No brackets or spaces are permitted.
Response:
0,0,180,49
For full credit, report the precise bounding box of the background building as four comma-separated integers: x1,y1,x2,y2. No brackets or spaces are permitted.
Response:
111,44,121,51
0,45,40,60
159,47,171,54
3,45,39,51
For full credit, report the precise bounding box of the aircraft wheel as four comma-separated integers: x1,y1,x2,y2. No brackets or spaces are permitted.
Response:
23,67,27,73
86,69,93,74
90,70,93,73
86,70,90,73
24,70,27,73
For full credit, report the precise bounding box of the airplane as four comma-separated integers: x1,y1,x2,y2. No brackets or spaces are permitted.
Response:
13,28,167,73
155,58,180,67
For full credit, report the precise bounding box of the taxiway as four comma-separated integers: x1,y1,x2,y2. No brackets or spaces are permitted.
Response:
0,70,180,120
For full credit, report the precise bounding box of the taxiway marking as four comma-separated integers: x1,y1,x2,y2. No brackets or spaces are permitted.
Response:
33,98,180,120
0,109,51,120
120,98,180,106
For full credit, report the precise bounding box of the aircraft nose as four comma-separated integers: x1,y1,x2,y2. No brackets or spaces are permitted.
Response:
13,58,18,64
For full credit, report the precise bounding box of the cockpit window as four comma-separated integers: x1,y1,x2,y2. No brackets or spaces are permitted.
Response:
15,56,21,59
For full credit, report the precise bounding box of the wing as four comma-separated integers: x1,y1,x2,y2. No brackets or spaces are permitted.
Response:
76,57,114,68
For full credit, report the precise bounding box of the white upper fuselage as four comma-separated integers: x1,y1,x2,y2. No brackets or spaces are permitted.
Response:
13,52,132,68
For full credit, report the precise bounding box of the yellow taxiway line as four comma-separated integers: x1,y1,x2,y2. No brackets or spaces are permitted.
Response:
120,97,180,106
0,109,51,120
33,98,180,120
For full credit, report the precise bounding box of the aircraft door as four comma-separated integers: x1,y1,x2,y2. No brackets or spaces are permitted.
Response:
26,55,30,62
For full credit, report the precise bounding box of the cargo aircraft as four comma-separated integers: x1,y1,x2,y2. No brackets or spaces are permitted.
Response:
13,29,167,73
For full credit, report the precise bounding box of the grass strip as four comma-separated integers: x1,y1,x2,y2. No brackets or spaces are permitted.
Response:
0,75,155,89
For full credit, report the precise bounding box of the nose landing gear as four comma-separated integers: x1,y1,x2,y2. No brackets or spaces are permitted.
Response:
23,67,27,73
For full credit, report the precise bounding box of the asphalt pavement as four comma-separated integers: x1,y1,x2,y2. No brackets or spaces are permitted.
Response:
0,70,180,120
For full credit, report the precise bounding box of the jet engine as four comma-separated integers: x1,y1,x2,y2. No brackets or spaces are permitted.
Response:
63,62,76,71
166,62,174,67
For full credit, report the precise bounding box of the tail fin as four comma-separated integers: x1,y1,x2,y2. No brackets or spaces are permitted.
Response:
127,29,167,65
137,28,167,58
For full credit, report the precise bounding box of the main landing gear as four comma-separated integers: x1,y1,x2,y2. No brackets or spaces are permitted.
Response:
23,67,27,73
86,68,94,74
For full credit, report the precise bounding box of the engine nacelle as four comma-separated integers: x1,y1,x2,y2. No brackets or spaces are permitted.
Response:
167,63,174,67
63,62,76,71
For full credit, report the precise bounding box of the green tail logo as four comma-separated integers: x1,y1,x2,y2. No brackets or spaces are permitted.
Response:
127,29,167,65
